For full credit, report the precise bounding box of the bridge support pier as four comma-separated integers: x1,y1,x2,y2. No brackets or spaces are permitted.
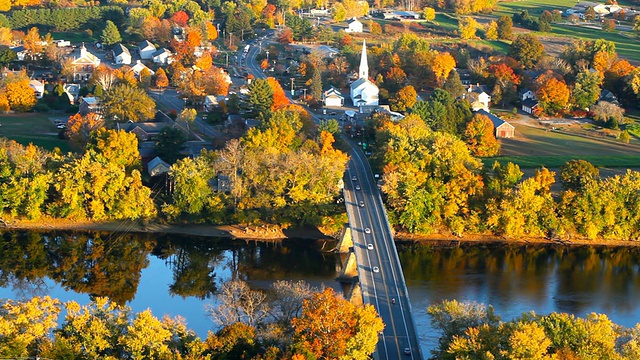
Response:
336,224,353,253
336,251,358,281
346,279,363,306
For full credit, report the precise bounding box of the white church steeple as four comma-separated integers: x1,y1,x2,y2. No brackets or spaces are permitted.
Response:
359,40,369,80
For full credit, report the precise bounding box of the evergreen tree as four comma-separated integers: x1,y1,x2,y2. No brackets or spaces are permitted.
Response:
310,68,322,102
247,78,274,119
443,70,465,98
100,20,122,46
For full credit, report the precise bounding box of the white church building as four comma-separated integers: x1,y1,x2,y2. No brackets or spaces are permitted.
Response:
350,40,379,107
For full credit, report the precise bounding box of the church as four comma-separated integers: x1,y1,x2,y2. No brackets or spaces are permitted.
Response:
350,40,379,107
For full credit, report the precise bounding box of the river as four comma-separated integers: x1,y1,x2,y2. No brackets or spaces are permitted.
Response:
1,231,640,357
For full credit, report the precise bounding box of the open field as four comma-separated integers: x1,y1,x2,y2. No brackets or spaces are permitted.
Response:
491,119,640,168
496,0,575,17
551,24,640,62
51,31,96,44
0,113,71,153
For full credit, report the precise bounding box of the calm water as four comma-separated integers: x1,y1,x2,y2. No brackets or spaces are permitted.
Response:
2,231,640,357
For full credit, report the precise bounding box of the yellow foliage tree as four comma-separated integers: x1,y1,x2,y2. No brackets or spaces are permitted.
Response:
5,79,36,112
459,17,478,39
432,52,456,85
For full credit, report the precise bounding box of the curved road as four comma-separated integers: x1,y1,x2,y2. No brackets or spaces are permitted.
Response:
244,39,421,359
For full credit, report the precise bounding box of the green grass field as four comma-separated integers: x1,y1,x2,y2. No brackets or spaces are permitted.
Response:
493,121,640,168
550,24,640,61
51,31,96,44
0,113,70,153
495,0,575,17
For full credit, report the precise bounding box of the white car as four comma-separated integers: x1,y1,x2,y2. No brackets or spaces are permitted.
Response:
364,227,371,234
373,266,379,273
355,184,361,191
367,243,373,250
351,175,357,181
404,348,411,355
359,201,365,208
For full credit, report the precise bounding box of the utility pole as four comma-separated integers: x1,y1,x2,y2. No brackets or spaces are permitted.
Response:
302,88,307,99
290,77,295,96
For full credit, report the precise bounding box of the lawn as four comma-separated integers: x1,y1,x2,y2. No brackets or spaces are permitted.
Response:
550,24,640,61
51,31,96,44
492,120,640,168
495,0,576,17
0,113,71,153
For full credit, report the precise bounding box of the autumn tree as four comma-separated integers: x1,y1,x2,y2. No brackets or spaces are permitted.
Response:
464,113,500,157
268,77,290,110
278,27,293,45
509,34,545,69
390,85,418,112
171,11,190,27
423,6,436,21
497,15,513,40
154,68,169,89
591,101,624,129
559,159,599,191
432,52,456,86
208,280,269,329
66,112,105,149
537,77,570,115
485,20,498,40
101,84,156,124
22,27,42,57
291,288,384,359
459,17,478,39
4,77,36,112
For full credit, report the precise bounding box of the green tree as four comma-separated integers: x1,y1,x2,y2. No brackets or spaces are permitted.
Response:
247,78,274,119
509,34,545,69
310,67,322,101
573,69,602,110
497,15,513,40
155,127,187,164
100,20,122,46
101,83,156,124
559,159,599,191
164,156,215,218
443,70,465,98
0,47,16,67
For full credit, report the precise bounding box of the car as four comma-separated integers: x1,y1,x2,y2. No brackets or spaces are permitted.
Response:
404,348,411,355
355,184,361,191
364,228,371,234
56,124,66,129
373,266,379,273
351,175,357,181
329,111,337,115
359,200,365,207
367,243,373,250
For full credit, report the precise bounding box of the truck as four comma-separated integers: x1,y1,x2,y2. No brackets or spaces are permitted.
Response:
243,45,250,53
56,40,71,47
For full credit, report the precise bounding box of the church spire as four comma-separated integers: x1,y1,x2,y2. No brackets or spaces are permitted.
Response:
359,40,368,80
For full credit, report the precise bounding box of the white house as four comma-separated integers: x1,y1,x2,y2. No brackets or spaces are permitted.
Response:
63,83,81,104
350,40,379,107
522,99,539,115
29,79,44,98
78,97,101,116
138,40,156,60
147,156,171,177
69,44,101,81
130,60,155,77
204,95,227,111
10,46,28,61
346,17,363,33
152,48,173,64
518,88,535,102
323,87,344,107
465,84,491,112
112,43,131,65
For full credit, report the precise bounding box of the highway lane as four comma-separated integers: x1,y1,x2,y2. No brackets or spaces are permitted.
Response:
242,36,421,359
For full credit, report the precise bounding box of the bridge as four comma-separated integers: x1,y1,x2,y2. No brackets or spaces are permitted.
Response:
244,42,421,359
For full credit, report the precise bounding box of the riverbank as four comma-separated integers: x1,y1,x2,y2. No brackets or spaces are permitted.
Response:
4,218,640,247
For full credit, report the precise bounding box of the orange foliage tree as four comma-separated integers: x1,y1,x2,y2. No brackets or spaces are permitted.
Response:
5,79,36,112
170,11,189,27
66,113,105,148
268,77,289,111
432,52,456,86
537,77,570,115
186,31,201,48
205,22,218,41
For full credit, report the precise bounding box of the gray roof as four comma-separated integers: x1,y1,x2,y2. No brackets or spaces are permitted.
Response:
476,109,514,129
152,48,171,57
522,99,539,108
112,43,131,57
120,122,169,134
138,40,155,50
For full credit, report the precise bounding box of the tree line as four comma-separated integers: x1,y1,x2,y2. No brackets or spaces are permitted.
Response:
428,299,640,359
1,6,125,31
0,283,382,359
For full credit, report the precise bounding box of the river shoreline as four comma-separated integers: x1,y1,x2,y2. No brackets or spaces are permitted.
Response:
4,218,640,248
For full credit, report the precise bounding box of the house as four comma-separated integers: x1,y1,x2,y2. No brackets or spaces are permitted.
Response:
10,46,28,61
465,84,491,111
210,174,231,192
112,43,131,65
204,95,227,111
599,89,619,105
350,40,379,107
152,48,173,64
147,156,171,177
130,60,155,77
63,83,81,104
78,97,101,116
476,109,515,138
29,79,44,98
69,44,101,81
346,17,363,33
117,121,170,141
323,87,344,107
522,98,540,115
518,88,535,102
138,40,156,60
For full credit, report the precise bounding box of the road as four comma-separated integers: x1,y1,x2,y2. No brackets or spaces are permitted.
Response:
244,37,421,359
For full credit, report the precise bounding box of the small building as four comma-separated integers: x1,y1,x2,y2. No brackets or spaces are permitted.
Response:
518,88,535,102
29,79,44,98
599,89,619,105
210,174,231,192
64,83,81,104
522,99,540,115
69,44,101,81
465,84,491,112
130,60,155,77
346,17,363,33
78,97,101,116
112,43,131,65
10,46,28,61
147,156,171,177
152,48,173,65
204,95,227,111
323,87,344,107
476,109,515,139
118,122,171,141
138,40,156,60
